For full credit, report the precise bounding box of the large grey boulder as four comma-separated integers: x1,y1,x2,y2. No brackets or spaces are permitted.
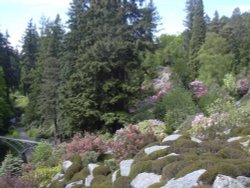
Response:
62,161,73,172
120,159,134,176
144,145,169,155
65,180,83,188
162,134,182,142
161,169,206,188
213,174,245,188
131,173,162,188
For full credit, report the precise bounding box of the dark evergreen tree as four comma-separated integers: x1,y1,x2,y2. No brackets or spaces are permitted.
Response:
188,0,206,80
61,0,157,134
209,11,220,33
20,19,39,95
38,15,64,143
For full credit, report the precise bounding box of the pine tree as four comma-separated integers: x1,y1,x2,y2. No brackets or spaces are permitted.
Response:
38,15,64,143
209,11,220,33
20,19,39,95
188,0,206,80
61,0,157,134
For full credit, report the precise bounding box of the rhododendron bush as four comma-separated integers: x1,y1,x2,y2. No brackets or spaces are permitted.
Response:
190,80,208,98
64,132,107,159
108,125,156,160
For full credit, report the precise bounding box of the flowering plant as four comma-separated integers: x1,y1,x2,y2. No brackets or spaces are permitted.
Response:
189,113,224,139
108,124,155,160
190,80,208,98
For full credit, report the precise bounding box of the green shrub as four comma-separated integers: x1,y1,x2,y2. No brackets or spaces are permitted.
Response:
27,127,39,138
199,163,240,185
162,161,191,181
151,155,182,174
64,155,83,181
198,92,219,115
148,181,167,188
32,164,61,187
81,151,100,167
0,153,23,176
91,175,112,188
200,140,226,153
114,176,132,188
217,147,248,159
9,128,19,138
48,180,65,188
93,165,111,176
71,168,89,182
32,141,53,163
154,87,196,130
104,159,118,172
129,161,152,179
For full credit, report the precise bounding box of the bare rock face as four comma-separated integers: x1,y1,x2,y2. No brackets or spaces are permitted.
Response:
65,180,83,188
131,173,162,188
62,161,73,172
120,159,134,176
237,176,250,186
51,172,64,182
162,134,182,142
213,174,245,188
161,169,206,188
144,145,169,155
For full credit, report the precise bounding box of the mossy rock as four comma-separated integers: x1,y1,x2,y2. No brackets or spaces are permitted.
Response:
162,160,192,181
151,155,182,174
113,176,132,188
64,155,83,181
91,175,112,188
129,160,152,179
93,165,111,176
71,185,85,188
48,180,65,188
148,180,167,188
199,163,240,185
71,168,89,182
231,126,250,136
174,137,199,148
217,147,248,159
147,149,170,160
98,154,114,161
134,149,149,161
200,140,226,153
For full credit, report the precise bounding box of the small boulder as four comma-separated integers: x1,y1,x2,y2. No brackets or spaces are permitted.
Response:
131,173,162,188
120,159,134,176
85,175,94,187
112,170,119,183
227,136,243,142
62,161,73,172
144,145,169,155
162,134,182,142
213,174,245,188
88,163,99,175
161,169,206,188
51,172,64,182
237,176,250,186
191,137,202,143
65,180,83,188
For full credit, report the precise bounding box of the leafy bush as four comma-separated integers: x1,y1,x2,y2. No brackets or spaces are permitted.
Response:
32,141,53,163
198,92,219,115
154,87,196,130
223,73,236,95
136,119,166,140
64,132,106,159
22,164,61,187
104,159,117,172
108,125,156,160
0,175,36,188
81,151,100,167
0,153,23,177
27,127,39,138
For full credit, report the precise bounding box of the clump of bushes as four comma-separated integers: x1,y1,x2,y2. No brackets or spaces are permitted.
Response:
81,151,100,167
0,153,23,177
108,124,156,160
64,132,107,159
32,141,53,163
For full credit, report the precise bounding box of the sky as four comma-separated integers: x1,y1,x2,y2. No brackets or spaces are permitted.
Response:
0,0,250,49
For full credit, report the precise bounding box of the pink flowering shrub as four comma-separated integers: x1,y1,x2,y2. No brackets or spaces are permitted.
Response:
190,80,208,98
0,175,37,188
149,83,174,103
190,113,224,139
108,124,156,160
237,74,250,96
64,132,107,159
